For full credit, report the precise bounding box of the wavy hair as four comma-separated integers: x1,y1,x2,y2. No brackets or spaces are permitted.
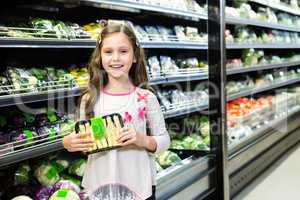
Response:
77,22,150,119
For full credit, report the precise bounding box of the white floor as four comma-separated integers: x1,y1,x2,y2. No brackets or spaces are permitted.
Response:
233,144,300,200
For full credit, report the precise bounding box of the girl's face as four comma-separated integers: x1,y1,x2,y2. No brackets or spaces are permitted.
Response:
101,32,136,80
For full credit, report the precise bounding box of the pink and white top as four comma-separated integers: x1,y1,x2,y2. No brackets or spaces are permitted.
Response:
79,87,170,199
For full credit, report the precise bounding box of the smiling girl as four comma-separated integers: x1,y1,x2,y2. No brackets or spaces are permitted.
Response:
62,22,170,199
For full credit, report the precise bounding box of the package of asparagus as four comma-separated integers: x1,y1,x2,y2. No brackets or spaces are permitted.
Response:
74,113,123,154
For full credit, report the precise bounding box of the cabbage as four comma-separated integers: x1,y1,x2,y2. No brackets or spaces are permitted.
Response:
34,164,60,186
14,163,30,185
35,186,55,200
68,159,86,177
11,195,33,200
60,174,81,187
53,180,80,194
49,189,80,200
52,159,69,173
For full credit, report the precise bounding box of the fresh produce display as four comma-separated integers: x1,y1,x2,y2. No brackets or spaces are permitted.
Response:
75,114,123,153
138,0,206,13
0,18,90,40
156,88,208,111
226,49,300,69
227,88,300,145
68,159,87,177
134,24,207,43
155,150,182,169
225,3,300,28
0,65,88,95
226,67,300,95
147,55,208,77
0,154,85,199
227,26,300,45
49,188,80,200
0,107,74,154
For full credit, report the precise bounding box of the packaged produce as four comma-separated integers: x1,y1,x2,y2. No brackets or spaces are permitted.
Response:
75,113,123,153
53,180,80,194
145,26,161,41
83,20,106,39
156,150,181,168
7,67,38,93
147,56,161,76
14,163,31,185
68,159,87,177
51,159,69,173
11,195,33,200
11,129,38,148
34,163,60,186
174,26,187,41
0,75,10,95
160,56,179,73
49,188,80,200
60,174,81,188
156,26,173,41
35,186,55,200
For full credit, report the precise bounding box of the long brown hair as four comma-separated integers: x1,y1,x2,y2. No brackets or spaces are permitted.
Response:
77,22,150,119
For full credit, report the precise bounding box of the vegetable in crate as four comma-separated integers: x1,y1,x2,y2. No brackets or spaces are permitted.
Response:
156,150,181,169
68,159,87,177
49,188,80,200
34,163,60,186
60,174,81,188
51,159,69,173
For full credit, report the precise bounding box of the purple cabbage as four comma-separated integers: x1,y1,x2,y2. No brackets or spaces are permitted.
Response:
35,186,55,200
53,180,80,194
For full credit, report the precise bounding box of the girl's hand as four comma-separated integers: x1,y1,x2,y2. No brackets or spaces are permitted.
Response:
117,126,147,148
62,132,94,152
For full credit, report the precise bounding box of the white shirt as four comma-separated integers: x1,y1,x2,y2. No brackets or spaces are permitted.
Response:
79,87,170,199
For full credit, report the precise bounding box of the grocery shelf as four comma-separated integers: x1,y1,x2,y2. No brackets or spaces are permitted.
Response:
149,71,208,85
227,77,300,101
226,17,300,33
0,38,208,50
163,104,208,119
0,38,96,48
229,109,300,197
227,43,300,49
228,106,300,156
227,60,300,75
157,156,214,200
80,0,207,21
141,41,208,49
0,139,63,168
0,87,83,107
250,0,300,17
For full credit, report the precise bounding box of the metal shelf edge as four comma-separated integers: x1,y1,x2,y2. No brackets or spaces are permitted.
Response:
227,61,300,75
250,0,300,17
226,17,300,33
0,140,63,168
227,77,300,101
81,0,207,20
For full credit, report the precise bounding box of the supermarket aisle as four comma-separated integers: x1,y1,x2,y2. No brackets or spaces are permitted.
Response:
234,143,300,200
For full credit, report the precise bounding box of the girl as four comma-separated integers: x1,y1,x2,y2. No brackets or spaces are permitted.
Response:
62,22,170,200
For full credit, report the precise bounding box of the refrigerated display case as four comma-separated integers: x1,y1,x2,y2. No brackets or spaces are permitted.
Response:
0,1,229,200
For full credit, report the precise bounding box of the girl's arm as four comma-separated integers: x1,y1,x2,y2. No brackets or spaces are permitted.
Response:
117,91,170,153
63,93,94,152
144,91,171,154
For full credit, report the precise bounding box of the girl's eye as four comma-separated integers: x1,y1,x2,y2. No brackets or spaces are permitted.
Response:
103,51,112,54
120,50,128,54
